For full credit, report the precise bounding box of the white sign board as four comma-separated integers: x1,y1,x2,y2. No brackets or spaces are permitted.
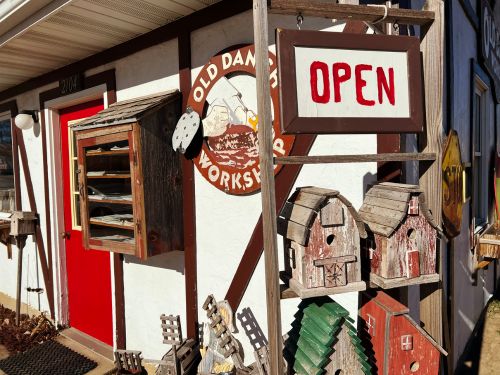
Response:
294,47,410,118
277,29,423,134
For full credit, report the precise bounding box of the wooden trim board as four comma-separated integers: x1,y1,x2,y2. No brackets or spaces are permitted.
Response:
370,272,440,289
275,153,436,164
269,0,435,26
280,271,366,299
277,29,425,134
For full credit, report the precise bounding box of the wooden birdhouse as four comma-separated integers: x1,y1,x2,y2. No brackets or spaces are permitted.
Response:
359,182,439,289
359,291,446,375
278,186,366,298
284,297,372,375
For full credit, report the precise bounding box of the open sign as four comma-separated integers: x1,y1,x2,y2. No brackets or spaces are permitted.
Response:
277,29,423,134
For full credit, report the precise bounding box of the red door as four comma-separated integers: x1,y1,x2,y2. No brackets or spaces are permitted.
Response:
405,250,420,279
60,100,113,346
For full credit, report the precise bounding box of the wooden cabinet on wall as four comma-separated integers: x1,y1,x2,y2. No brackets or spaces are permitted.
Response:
72,90,183,259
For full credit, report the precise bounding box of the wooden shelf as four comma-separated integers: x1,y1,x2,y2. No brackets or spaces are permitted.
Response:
279,271,366,299
89,237,136,255
86,149,129,157
269,0,435,26
274,152,436,165
369,272,440,289
88,197,132,205
90,219,134,230
87,173,131,179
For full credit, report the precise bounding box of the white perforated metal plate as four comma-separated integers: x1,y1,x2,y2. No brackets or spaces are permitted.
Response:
172,108,200,153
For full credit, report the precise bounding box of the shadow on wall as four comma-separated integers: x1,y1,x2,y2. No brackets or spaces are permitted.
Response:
362,171,377,200
124,250,185,274
357,314,378,375
236,307,268,351
115,39,180,97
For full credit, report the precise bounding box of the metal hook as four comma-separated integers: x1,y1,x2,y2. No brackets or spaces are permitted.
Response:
297,13,303,30
367,4,388,25
393,20,399,32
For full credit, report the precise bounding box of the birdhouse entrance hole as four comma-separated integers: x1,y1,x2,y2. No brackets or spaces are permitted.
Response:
335,370,344,375
407,228,416,240
410,361,420,372
326,234,335,245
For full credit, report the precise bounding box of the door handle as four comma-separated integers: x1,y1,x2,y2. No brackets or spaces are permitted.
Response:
61,231,71,240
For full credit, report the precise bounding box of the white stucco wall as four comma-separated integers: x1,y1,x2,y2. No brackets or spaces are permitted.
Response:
0,82,57,316
190,11,376,363
0,10,377,364
90,11,376,361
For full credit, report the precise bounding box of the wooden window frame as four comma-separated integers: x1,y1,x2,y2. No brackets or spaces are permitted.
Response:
77,128,138,257
0,101,20,213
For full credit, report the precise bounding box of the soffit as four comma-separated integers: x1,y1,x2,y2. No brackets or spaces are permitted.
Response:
0,0,220,92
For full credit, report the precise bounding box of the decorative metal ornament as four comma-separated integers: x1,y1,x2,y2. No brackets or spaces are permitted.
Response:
187,44,295,195
172,107,200,153
442,130,464,238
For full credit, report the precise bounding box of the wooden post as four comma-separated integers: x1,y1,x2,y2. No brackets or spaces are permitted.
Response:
253,0,284,374
15,236,26,326
418,0,445,348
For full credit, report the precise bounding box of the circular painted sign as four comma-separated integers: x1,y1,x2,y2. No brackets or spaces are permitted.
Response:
188,45,295,195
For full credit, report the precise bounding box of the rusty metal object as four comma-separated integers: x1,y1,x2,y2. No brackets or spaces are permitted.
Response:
442,130,464,238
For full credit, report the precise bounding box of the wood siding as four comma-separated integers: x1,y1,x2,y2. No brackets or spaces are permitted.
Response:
139,99,183,256
388,315,440,374
286,197,362,289
371,213,436,279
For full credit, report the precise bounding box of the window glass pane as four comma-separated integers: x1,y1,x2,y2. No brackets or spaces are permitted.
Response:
0,119,14,212
84,139,134,245
74,194,81,227
73,160,79,193
472,83,486,227
474,93,481,153
473,157,482,222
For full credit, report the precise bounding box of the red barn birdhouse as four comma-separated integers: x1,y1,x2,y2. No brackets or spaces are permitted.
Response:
278,187,366,298
360,182,440,289
359,291,446,374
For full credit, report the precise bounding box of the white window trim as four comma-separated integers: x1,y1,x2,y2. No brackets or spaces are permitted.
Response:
472,75,488,233
44,84,110,328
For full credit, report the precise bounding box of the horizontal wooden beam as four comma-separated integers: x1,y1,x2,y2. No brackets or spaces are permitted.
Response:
274,152,436,165
269,0,435,26
280,284,298,300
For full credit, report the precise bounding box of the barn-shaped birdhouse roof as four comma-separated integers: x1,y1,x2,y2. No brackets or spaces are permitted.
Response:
284,297,372,375
71,90,180,130
364,291,447,356
359,182,438,238
278,186,367,246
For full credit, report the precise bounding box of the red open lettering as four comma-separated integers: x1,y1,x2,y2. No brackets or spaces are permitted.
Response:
376,67,395,105
308,61,396,108
332,62,351,103
310,61,330,103
355,64,375,106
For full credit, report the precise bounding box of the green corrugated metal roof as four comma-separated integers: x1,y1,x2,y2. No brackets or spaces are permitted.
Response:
284,297,372,374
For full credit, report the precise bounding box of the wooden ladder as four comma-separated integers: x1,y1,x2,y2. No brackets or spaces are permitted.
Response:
253,0,445,374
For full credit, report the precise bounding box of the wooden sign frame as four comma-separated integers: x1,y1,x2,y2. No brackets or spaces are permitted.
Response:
276,29,424,134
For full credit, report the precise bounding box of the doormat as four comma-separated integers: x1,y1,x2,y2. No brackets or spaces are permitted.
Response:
0,339,97,375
